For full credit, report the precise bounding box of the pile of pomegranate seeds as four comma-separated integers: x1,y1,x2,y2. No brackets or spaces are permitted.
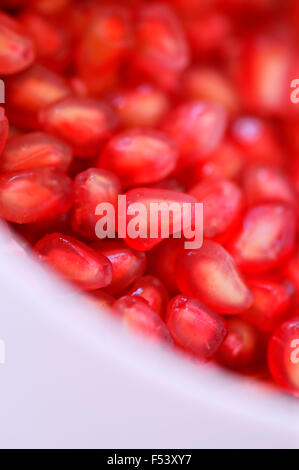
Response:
1,0,299,398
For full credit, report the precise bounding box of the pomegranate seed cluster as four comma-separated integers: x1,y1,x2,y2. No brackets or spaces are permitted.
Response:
1,0,299,398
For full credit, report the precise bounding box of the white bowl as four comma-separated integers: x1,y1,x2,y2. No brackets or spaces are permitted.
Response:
0,229,298,449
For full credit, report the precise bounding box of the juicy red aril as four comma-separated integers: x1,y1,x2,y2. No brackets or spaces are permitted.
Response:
161,101,227,168
35,233,113,291
243,165,296,206
98,129,178,187
268,317,299,397
121,188,198,251
39,97,118,158
148,238,182,294
110,84,169,129
132,3,189,91
128,275,169,318
0,168,73,224
166,295,227,360
216,317,261,370
242,278,293,333
229,203,296,274
88,291,115,311
71,168,121,240
175,240,253,314
113,295,173,345
0,107,9,156
1,132,73,172
5,64,72,130
0,11,35,75
92,240,146,296
189,178,243,240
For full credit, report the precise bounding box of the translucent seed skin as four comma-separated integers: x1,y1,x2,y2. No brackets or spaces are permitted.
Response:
71,168,121,240
39,97,118,158
35,233,113,291
0,107,9,157
1,132,73,172
113,295,173,345
268,317,299,397
92,240,146,296
175,240,253,314
161,101,227,168
128,275,169,318
166,295,227,360
98,129,178,187
0,11,35,75
229,203,296,274
0,168,73,224
148,238,182,294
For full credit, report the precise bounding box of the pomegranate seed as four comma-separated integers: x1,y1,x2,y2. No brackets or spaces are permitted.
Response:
98,129,178,188
166,295,227,360
19,10,71,72
243,165,296,206
1,132,73,172
175,240,253,314
35,233,113,291
132,4,189,91
92,240,146,296
87,291,115,311
31,0,71,16
189,178,243,240
121,188,198,251
161,101,227,168
216,317,261,370
231,116,284,167
268,317,299,396
0,11,35,75
71,168,121,240
229,203,296,273
0,107,9,157
110,84,169,128
128,275,169,318
113,295,173,345
39,97,118,158
242,278,293,333
0,168,73,224
5,64,72,130
148,238,182,294
182,67,239,115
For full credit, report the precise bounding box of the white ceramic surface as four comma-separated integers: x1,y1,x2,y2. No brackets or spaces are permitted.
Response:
0,229,298,449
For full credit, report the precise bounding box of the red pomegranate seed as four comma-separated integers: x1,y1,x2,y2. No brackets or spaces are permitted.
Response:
31,0,71,16
243,165,296,206
5,64,73,130
98,129,178,187
216,317,261,370
161,101,227,168
242,278,293,333
175,240,253,314
92,240,146,296
88,291,115,311
110,84,169,128
229,203,296,274
231,116,284,167
0,168,73,224
0,11,35,75
35,233,113,291
166,295,227,360
268,317,299,396
148,238,182,294
39,97,118,158
189,178,243,240
19,10,71,72
182,67,239,115
132,4,189,90
0,107,9,157
235,31,294,116
121,188,198,251
113,295,173,345
71,168,121,240
128,275,169,318
1,132,73,172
